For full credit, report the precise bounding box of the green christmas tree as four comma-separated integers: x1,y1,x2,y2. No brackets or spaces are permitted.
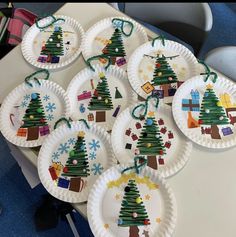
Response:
199,84,229,139
118,179,150,237
146,54,178,86
20,93,48,128
88,73,113,111
137,116,166,155
62,133,90,177
102,28,126,64
40,26,64,58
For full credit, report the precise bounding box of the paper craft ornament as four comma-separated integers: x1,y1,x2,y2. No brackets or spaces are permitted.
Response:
37,119,116,203
0,70,71,147
127,38,199,103
172,74,236,148
87,161,177,237
111,98,192,178
21,15,85,70
66,64,136,131
81,16,148,69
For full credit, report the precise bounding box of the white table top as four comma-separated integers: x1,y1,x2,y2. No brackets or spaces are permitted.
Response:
1,3,236,237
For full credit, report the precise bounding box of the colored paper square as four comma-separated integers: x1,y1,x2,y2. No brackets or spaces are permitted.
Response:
141,82,154,94
51,56,60,63
57,177,70,188
125,143,132,149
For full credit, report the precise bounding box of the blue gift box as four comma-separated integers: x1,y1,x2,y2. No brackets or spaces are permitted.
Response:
51,56,60,63
57,177,70,189
191,89,200,100
222,127,233,136
182,99,200,111
168,88,176,96
37,56,47,63
152,89,164,99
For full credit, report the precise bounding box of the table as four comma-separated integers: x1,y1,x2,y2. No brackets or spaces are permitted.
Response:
1,3,236,237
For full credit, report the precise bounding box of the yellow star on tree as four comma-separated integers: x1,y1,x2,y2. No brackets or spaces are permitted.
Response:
156,218,161,223
78,131,85,137
148,111,155,117
206,84,213,89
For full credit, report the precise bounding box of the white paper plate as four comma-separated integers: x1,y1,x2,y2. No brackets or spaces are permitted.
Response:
127,39,199,103
87,164,177,237
172,75,236,148
111,102,192,178
21,15,85,70
81,16,148,68
38,121,116,203
66,64,136,131
0,80,71,147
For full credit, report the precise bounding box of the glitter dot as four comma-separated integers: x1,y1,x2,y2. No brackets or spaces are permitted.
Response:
205,109,210,113
115,48,119,52
133,212,138,218
73,159,78,165
56,43,60,47
49,38,53,42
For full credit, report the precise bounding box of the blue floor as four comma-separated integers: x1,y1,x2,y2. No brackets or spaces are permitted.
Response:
0,2,236,237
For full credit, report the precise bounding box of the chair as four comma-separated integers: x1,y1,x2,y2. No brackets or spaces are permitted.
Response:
204,46,236,81
123,3,213,56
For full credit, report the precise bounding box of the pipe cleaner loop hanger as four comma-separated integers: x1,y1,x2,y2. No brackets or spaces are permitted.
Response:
86,54,111,72
121,156,147,174
35,15,65,30
152,35,166,47
54,117,71,129
25,69,50,87
112,18,134,37
131,94,159,120
198,59,218,83
78,119,90,129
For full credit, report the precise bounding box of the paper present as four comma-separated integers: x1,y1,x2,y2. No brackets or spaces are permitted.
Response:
222,127,233,136
125,143,132,149
158,158,165,165
77,91,92,101
17,128,27,137
39,125,50,136
190,89,200,100
88,113,94,121
116,57,126,67
201,127,212,135
135,122,142,129
57,177,70,189
168,131,174,139
99,57,108,64
165,141,171,148
131,133,138,141
48,166,58,180
182,99,200,111
158,118,164,125
152,89,164,99
220,93,234,108
226,108,236,125
141,82,154,94
125,128,131,136
160,127,167,134
168,88,176,96
52,162,63,176
37,56,47,63
51,56,60,63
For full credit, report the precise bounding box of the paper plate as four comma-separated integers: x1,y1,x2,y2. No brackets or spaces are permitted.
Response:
21,15,85,70
172,75,236,148
38,121,116,203
111,102,192,178
81,16,148,68
87,164,177,237
66,64,136,131
0,80,71,147
127,39,199,103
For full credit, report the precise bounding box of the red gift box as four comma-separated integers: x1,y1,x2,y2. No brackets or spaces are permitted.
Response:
17,128,27,137
158,158,165,165
160,127,167,134
77,91,92,101
168,131,174,139
165,141,171,148
135,122,142,129
88,113,94,121
131,133,138,141
125,128,131,136
158,118,164,125
48,166,58,180
116,57,126,67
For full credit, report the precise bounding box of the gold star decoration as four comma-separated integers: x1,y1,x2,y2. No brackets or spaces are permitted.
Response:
147,111,155,117
115,194,121,200
104,224,109,229
156,218,161,223
206,84,213,89
145,194,151,200
78,131,85,137
99,72,105,78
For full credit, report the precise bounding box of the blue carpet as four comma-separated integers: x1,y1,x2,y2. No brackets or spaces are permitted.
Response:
0,133,94,237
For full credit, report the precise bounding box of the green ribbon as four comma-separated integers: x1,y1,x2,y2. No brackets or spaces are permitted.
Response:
54,117,71,129
35,15,65,30
112,18,134,37
131,94,159,120
86,54,111,71
78,119,90,129
198,59,218,83
152,35,166,47
121,156,147,174
25,69,49,87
